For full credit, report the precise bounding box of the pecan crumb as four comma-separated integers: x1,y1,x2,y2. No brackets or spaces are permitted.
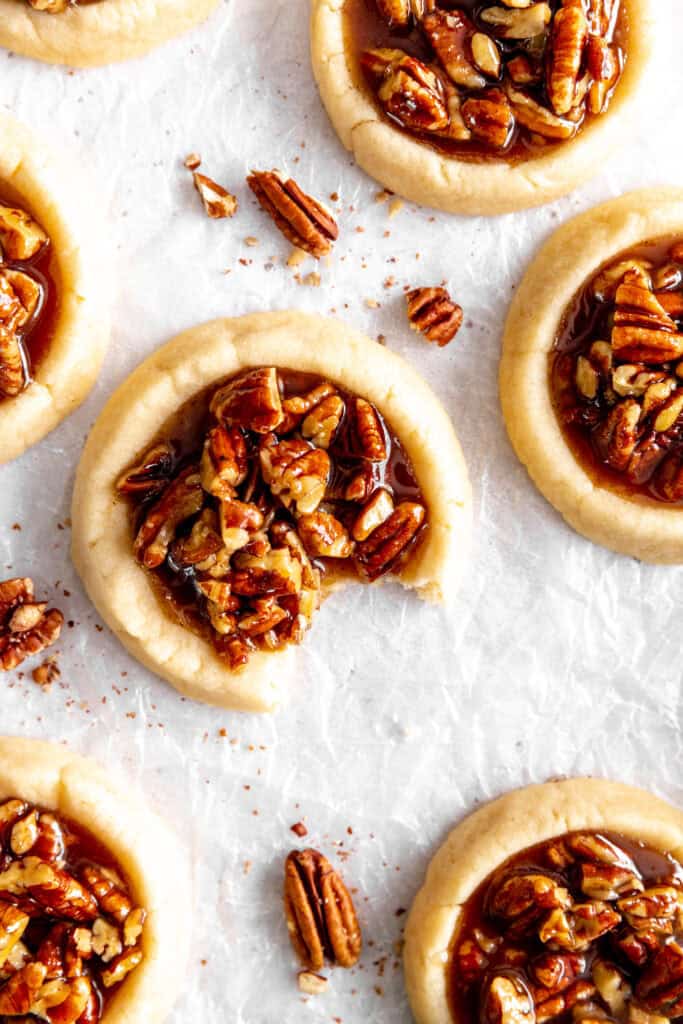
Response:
291,822,308,837
247,171,339,259
192,171,238,220
287,247,308,268
406,286,463,346
184,152,202,171
298,970,329,995
32,658,60,689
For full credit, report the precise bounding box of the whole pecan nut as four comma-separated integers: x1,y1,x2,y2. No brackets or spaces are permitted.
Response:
247,171,338,259
406,286,464,346
283,848,361,971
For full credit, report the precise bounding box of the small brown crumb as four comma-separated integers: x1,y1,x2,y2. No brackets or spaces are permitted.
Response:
244,236,259,247
291,822,308,837
298,971,329,996
184,152,202,171
365,298,380,309
388,198,404,219
192,171,238,219
302,271,321,288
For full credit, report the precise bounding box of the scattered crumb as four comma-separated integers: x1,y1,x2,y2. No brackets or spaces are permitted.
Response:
365,298,380,309
32,659,60,690
184,152,202,170
287,247,308,268
388,198,404,219
298,971,328,996
302,271,321,288
291,822,308,837
244,236,259,247
375,189,392,204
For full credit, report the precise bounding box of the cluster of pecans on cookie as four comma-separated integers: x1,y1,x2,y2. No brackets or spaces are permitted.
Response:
553,241,683,502
359,0,623,154
0,798,145,1022
0,578,63,673
454,831,683,1024
117,367,427,671
0,205,49,401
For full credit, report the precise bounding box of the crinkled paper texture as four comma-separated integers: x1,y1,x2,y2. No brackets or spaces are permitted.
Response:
1,1,682,1020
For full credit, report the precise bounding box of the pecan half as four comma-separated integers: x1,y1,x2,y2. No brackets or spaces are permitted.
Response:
421,10,486,90
353,398,388,461
480,3,552,39
481,973,535,1024
407,286,464,346
297,512,354,559
375,0,434,28
547,0,588,116
260,436,330,516
488,873,572,937
280,382,337,433
636,941,683,1016
0,578,64,673
505,83,579,140
376,55,449,133
462,88,514,149
133,466,204,569
247,171,338,259
354,501,425,581
200,425,249,497
611,271,683,364
301,395,345,450
283,849,361,971
192,171,237,219
210,367,284,434
0,326,27,398
116,442,176,499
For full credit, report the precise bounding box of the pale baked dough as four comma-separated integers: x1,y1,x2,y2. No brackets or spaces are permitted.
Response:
0,112,111,464
404,777,683,1024
310,0,656,216
500,187,683,562
0,0,219,66
0,735,191,1024
71,311,472,712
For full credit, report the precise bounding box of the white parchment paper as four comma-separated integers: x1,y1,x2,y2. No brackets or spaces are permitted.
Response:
2,2,682,1020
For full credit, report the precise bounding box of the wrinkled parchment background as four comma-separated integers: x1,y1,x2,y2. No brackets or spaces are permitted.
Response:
2,2,682,1020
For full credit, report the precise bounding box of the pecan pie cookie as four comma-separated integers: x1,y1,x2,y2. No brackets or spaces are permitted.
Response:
0,0,219,66
0,736,190,1023
500,188,683,561
311,0,655,215
0,113,110,464
71,311,472,711
404,777,683,1024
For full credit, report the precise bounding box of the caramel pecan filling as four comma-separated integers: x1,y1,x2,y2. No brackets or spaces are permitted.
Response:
117,368,428,672
551,240,683,503
0,203,51,402
348,0,624,158
0,799,145,1022
451,831,683,1024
